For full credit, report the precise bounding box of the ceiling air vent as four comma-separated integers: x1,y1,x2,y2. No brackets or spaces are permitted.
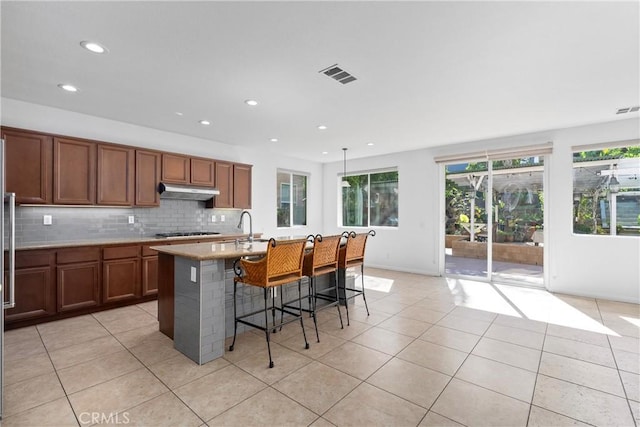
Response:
319,64,357,85
616,106,639,114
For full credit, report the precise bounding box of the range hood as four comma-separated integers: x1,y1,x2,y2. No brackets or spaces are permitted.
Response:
158,182,220,201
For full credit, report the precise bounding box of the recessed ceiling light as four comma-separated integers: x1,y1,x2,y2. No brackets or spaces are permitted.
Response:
367,142,375,146
175,112,184,116
199,120,211,126
317,125,327,130
322,151,328,155
269,138,278,142
58,84,78,92
80,41,108,54
245,99,258,106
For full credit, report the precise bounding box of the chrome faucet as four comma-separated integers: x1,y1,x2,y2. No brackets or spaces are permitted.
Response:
237,210,253,242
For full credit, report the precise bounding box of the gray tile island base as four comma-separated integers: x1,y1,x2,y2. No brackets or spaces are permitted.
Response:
153,241,354,365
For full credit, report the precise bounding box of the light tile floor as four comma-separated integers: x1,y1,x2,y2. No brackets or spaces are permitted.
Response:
2,268,639,426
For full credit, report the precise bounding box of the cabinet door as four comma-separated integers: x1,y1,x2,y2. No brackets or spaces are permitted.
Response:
103,258,140,303
57,262,100,311
213,161,233,208
142,256,158,296
233,163,252,209
4,266,56,322
135,150,161,206
53,137,96,204
2,128,53,204
191,158,215,187
161,153,190,184
97,144,134,206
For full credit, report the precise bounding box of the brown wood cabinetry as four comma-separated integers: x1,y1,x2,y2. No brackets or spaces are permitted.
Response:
191,158,215,187
3,251,55,322
233,163,252,209
97,144,135,206
53,137,96,204
56,248,100,311
161,153,190,184
135,150,161,206
141,245,159,296
2,128,53,204
212,161,233,208
103,246,141,303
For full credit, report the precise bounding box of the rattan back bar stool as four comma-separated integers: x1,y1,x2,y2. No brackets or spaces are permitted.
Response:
338,230,375,325
283,234,344,342
229,237,310,368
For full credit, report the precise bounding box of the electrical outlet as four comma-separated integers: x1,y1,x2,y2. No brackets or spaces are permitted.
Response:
128,215,135,224
221,215,225,222
43,215,52,225
211,215,216,222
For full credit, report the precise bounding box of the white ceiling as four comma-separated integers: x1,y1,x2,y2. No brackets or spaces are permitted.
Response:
1,1,638,162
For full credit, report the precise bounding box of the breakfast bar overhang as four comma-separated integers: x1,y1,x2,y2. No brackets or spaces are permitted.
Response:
151,240,353,365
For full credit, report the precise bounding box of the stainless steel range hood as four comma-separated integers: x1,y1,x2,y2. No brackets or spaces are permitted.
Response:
158,182,220,201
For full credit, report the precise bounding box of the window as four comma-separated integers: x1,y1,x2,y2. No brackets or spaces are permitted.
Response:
341,170,398,227
277,171,307,227
572,144,640,236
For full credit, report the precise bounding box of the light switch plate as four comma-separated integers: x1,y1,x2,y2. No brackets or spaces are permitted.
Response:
190,266,197,282
43,215,52,225
211,215,216,222
221,215,225,222
128,215,135,224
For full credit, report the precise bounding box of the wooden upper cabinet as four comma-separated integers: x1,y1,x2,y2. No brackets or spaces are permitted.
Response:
2,128,53,204
161,153,190,184
233,163,252,209
53,137,96,205
190,158,215,187
212,161,233,208
97,144,134,206
135,150,161,206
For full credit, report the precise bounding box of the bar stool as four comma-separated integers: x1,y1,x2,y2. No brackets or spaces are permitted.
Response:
229,237,310,368
284,234,344,342
338,230,375,325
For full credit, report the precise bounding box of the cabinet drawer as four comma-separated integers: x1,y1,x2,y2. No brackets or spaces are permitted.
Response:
103,245,140,260
57,248,100,264
142,245,161,257
6,250,53,269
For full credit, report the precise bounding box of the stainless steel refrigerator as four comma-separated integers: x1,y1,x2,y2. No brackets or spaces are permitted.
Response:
0,137,16,419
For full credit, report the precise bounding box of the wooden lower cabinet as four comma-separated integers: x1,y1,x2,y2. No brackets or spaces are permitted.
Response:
57,262,100,312
4,266,56,322
103,258,140,303
142,256,159,296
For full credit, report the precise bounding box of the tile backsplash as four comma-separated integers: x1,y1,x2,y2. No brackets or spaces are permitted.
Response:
9,199,244,246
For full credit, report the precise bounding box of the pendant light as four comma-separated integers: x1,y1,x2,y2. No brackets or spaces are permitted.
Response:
341,148,351,187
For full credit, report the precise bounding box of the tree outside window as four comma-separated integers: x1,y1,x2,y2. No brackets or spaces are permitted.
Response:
342,170,398,227
277,171,307,227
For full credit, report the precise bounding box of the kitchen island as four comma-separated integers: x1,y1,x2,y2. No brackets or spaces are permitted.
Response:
151,239,352,365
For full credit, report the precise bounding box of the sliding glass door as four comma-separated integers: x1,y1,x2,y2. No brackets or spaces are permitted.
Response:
444,156,545,286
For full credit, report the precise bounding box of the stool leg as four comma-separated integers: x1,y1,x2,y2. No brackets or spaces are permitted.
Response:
360,264,369,316
311,276,320,343
229,281,238,352
264,288,274,368
298,279,310,349
334,270,344,329
272,288,278,334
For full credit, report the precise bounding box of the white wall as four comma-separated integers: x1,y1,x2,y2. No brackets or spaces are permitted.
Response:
323,118,640,303
0,98,324,239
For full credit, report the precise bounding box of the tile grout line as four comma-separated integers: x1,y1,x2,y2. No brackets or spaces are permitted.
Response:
525,317,549,426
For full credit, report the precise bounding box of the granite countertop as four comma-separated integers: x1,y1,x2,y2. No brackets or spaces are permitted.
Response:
151,240,272,260
151,235,312,261
15,233,256,250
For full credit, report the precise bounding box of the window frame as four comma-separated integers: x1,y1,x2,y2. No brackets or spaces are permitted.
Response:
339,168,399,229
277,170,308,228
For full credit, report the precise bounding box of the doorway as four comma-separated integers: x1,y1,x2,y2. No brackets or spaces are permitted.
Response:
443,156,545,287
